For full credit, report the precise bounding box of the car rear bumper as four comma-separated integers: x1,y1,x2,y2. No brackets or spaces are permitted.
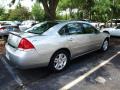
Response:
5,43,50,69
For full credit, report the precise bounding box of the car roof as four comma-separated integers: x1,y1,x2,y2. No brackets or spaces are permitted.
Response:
43,20,89,24
42,20,90,35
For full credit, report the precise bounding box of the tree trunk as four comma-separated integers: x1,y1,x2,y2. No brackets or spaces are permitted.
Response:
41,0,59,20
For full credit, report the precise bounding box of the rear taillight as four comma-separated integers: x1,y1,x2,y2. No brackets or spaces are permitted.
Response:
0,27,5,30
18,38,34,49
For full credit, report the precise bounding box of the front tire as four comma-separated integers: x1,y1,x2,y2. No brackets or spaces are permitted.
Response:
101,39,109,51
49,50,69,72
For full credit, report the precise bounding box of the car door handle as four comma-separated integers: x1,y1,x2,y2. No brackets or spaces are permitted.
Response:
68,38,73,41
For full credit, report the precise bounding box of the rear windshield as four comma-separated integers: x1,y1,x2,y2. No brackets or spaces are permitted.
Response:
26,22,58,34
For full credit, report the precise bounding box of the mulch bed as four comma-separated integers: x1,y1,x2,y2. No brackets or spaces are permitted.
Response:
0,39,5,54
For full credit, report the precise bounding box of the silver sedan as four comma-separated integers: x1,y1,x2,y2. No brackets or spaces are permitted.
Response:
5,21,110,71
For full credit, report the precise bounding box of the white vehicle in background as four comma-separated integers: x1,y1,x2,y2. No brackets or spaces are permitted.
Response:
101,25,120,37
99,19,120,29
106,19,120,27
19,20,38,31
0,21,20,37
0,21,20,26
82,19,120,30
81,19,100,29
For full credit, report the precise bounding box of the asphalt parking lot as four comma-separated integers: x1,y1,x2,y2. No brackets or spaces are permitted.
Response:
0,37,120,90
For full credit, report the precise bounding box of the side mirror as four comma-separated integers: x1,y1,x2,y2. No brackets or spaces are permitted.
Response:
95,29,100,34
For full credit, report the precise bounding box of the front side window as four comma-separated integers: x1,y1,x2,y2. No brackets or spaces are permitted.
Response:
82,23,99,34
59,23,83,35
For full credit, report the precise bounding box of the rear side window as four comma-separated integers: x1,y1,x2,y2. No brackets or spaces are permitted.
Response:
59,23,83,35
82,23,98,34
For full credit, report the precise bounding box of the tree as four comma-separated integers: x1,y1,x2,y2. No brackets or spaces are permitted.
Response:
58,0,95,19
80,0,95,19
11,0,59,20
58,0,82,19
9,0,120,22
92,0,111,21
8,5,31,21
37,0,59,20
31,3,44,21
0,8,5,16
92,0,120,22
110,0,120,19
0,7,8,20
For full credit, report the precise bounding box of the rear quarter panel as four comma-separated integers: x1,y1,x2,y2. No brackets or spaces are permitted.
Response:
26,35,71,62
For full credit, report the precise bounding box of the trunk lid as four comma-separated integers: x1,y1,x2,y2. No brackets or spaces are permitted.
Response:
7,31,39,48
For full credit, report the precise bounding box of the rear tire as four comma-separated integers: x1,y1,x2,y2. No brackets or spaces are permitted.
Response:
101,39,109,52
48,50,69,72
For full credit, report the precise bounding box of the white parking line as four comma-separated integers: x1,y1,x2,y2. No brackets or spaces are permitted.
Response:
1,56,24,87
59,52,120,90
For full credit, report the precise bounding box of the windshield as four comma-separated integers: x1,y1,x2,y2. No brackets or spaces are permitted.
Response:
26,22,58,34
